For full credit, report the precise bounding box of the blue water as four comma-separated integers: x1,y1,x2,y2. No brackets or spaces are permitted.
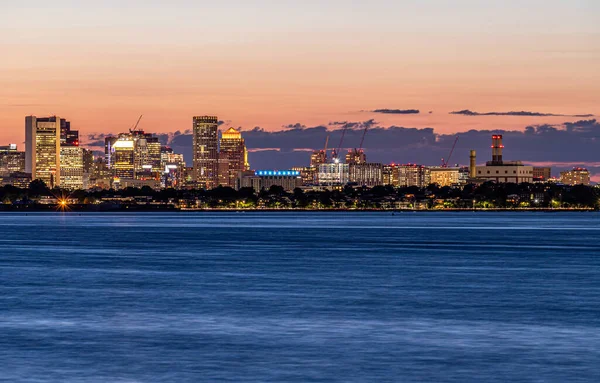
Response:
1,212,599,382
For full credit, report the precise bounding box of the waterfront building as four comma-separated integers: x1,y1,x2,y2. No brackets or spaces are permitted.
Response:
238,170,302,192
560,167,590,186
219,128,249,187
382,164,398,186
192,116,219,189
60,145,84,190
318,161,350,187
475,135,533,183
429,167,460,187
25,116,62,187
397,164,431,188
349,163,383,187
0,144,26,176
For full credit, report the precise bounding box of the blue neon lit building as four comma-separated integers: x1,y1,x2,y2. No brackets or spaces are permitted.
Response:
255,170,300,177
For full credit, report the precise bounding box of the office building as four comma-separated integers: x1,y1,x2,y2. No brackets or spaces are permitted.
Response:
192,116,219,189
82,149,94,174
60,119,79,146
219,127,249,187
112,136,135,179
349,163,383,187
88,157,112,190
133,131,161,176
560,168,590,186
1,172,31,188
105,131,162,181
217,158,230,187
0,144,26,176
60,145,84,190
160,146,185,189
25,116,62,187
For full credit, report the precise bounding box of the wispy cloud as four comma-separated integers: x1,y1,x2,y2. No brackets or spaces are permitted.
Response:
371,109,420,115
451,109,594,117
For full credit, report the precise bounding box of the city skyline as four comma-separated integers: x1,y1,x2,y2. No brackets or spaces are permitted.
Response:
1,1,598,145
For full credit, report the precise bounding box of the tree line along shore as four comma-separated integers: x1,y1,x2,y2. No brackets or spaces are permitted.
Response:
0,180,598,211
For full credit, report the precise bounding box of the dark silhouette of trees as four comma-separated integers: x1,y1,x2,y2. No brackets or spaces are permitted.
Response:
0,180,597,210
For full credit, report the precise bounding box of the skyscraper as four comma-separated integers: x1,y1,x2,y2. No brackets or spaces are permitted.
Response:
60,119,79,146
219,127,249,187
112,136,135,179
193,116,219,189
104,136,118,168
60,145,84,190
105,131,162,181
132,131,161,177
25,116,62,187
160,146,185,189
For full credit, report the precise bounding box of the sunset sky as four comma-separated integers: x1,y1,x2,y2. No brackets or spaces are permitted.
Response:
1,0,598,146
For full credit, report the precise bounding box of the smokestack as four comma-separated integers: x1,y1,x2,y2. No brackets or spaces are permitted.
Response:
491,135,503,164
470,150,476,178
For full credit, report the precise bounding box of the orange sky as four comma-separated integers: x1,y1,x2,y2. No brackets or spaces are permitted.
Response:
1,1,598,146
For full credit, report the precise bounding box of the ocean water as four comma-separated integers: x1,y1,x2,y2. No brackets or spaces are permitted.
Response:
0,212,599,382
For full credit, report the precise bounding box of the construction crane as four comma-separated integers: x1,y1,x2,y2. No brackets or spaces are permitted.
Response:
358,124,370,151
129,115,143,133
336,126,348,158
441,135,459,167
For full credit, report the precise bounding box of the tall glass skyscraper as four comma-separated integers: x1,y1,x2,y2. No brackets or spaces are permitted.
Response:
219,127,248,188
25,116,62,188
192,116,219,189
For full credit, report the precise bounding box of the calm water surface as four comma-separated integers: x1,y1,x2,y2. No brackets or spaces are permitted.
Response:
1,212,599,382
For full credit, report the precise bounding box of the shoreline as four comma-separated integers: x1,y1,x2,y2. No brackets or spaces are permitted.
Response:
0,205,597,213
